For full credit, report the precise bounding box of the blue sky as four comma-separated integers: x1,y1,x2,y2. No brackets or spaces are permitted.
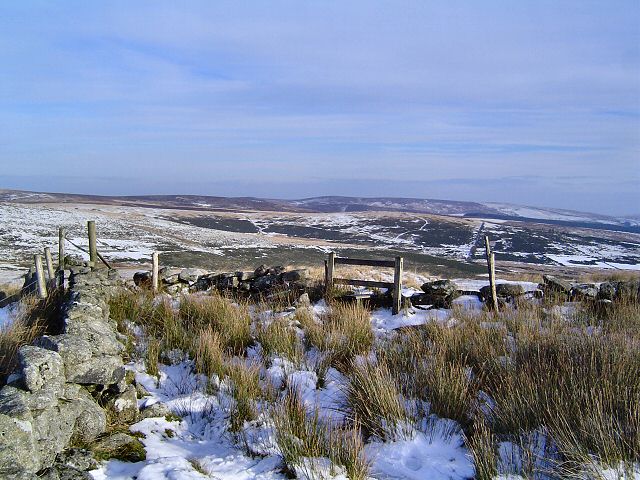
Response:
0,1,638,215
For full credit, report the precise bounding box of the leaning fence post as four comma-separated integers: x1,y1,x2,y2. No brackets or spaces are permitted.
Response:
34,254,47,299
44,247,55,278
44,247,55,289
88,220,97,270
152,252,159,293
325,252,335,292
484,235,499,312
392,256,403,315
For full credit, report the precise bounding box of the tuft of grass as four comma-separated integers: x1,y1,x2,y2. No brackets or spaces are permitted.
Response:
345,359,410,441
303,302,374,369
145,337,160,378
256,316,303,366
226,360,262,432
179,294,252,355
194,326,225,382
0,294,56,386
465,416,497,480
272,386,369,480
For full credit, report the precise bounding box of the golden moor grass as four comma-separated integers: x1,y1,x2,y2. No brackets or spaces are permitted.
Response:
272,386,369,480
226,360,262,432
304,302,373,369
345,359,409,441
255,316,303,365
194,326,225,381
0,295,54,386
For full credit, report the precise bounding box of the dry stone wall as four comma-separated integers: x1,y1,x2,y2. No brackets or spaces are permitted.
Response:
0,267,128,479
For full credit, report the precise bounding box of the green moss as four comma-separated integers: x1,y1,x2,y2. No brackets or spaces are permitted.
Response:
164,412,182,423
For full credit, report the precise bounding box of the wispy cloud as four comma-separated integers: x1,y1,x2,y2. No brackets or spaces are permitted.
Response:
0,1,638,215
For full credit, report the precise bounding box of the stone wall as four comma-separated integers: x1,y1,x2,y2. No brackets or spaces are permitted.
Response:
0,267,127,479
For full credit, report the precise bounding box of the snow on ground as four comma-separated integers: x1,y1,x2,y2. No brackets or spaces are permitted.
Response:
453,279,540,293
91,299,479,480
0,304,17,328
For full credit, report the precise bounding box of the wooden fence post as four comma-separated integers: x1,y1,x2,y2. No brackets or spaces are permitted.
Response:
326,252,335,292
88,221,97,270
58,228,65,270
34,254,47,299
58,227,65,287
484,236,499,312
392,256,403,315
152,252,159,293
44,247,55,288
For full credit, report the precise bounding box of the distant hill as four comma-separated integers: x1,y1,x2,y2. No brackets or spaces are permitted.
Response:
1,189,637,232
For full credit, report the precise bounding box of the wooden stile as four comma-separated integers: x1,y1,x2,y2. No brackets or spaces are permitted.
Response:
325,252,404,315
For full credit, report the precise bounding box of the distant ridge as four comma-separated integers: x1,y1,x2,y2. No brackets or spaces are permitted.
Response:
1,189,637,231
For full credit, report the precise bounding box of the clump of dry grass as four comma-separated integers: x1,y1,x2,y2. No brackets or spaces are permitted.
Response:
179,294,252,355
272,386,369,479
302,302,373,369
145,337,160,378
256,316,304,366
226,360,262,432
345,359,410,441
194,326,225,381
0,294,58,386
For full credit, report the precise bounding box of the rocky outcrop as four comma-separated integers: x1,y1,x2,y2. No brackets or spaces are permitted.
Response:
411,280,460,308
0,268,128,479
134,264,311,298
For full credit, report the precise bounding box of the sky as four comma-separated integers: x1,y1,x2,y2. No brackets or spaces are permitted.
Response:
0,1,639,216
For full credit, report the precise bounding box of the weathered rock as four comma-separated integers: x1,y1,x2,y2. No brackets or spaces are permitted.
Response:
268,266,286,276
252,274,279,292
281,269,308,283
236,271,255,282
18,346,65,394
71,386,106,443
417,280,459,307
191,273,219,292
570,283,598,300
139,401,172,419
133,271,151,287
254,264,269,277
55,448,98,472
179,268,206,284
219,275,239,289
135,381,150,399
0,413,40,475
421,279,458,297
296,293,311,308
162,273,181,285
542,275,572,294
55,465,93,480
107,385,138,424
495,283,525,297
92,433,146,462
66,356,125,385
598,282,618,301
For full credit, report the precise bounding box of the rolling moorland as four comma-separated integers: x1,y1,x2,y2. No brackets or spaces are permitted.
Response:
0,189,638,479
0,189,639,285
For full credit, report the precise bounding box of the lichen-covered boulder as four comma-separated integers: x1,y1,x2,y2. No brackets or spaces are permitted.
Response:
0,413,40,476
18,346,65,394
542,275,572,294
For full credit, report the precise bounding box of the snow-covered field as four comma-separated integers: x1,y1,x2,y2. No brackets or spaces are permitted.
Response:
1,200,639,285
87,294,639,480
